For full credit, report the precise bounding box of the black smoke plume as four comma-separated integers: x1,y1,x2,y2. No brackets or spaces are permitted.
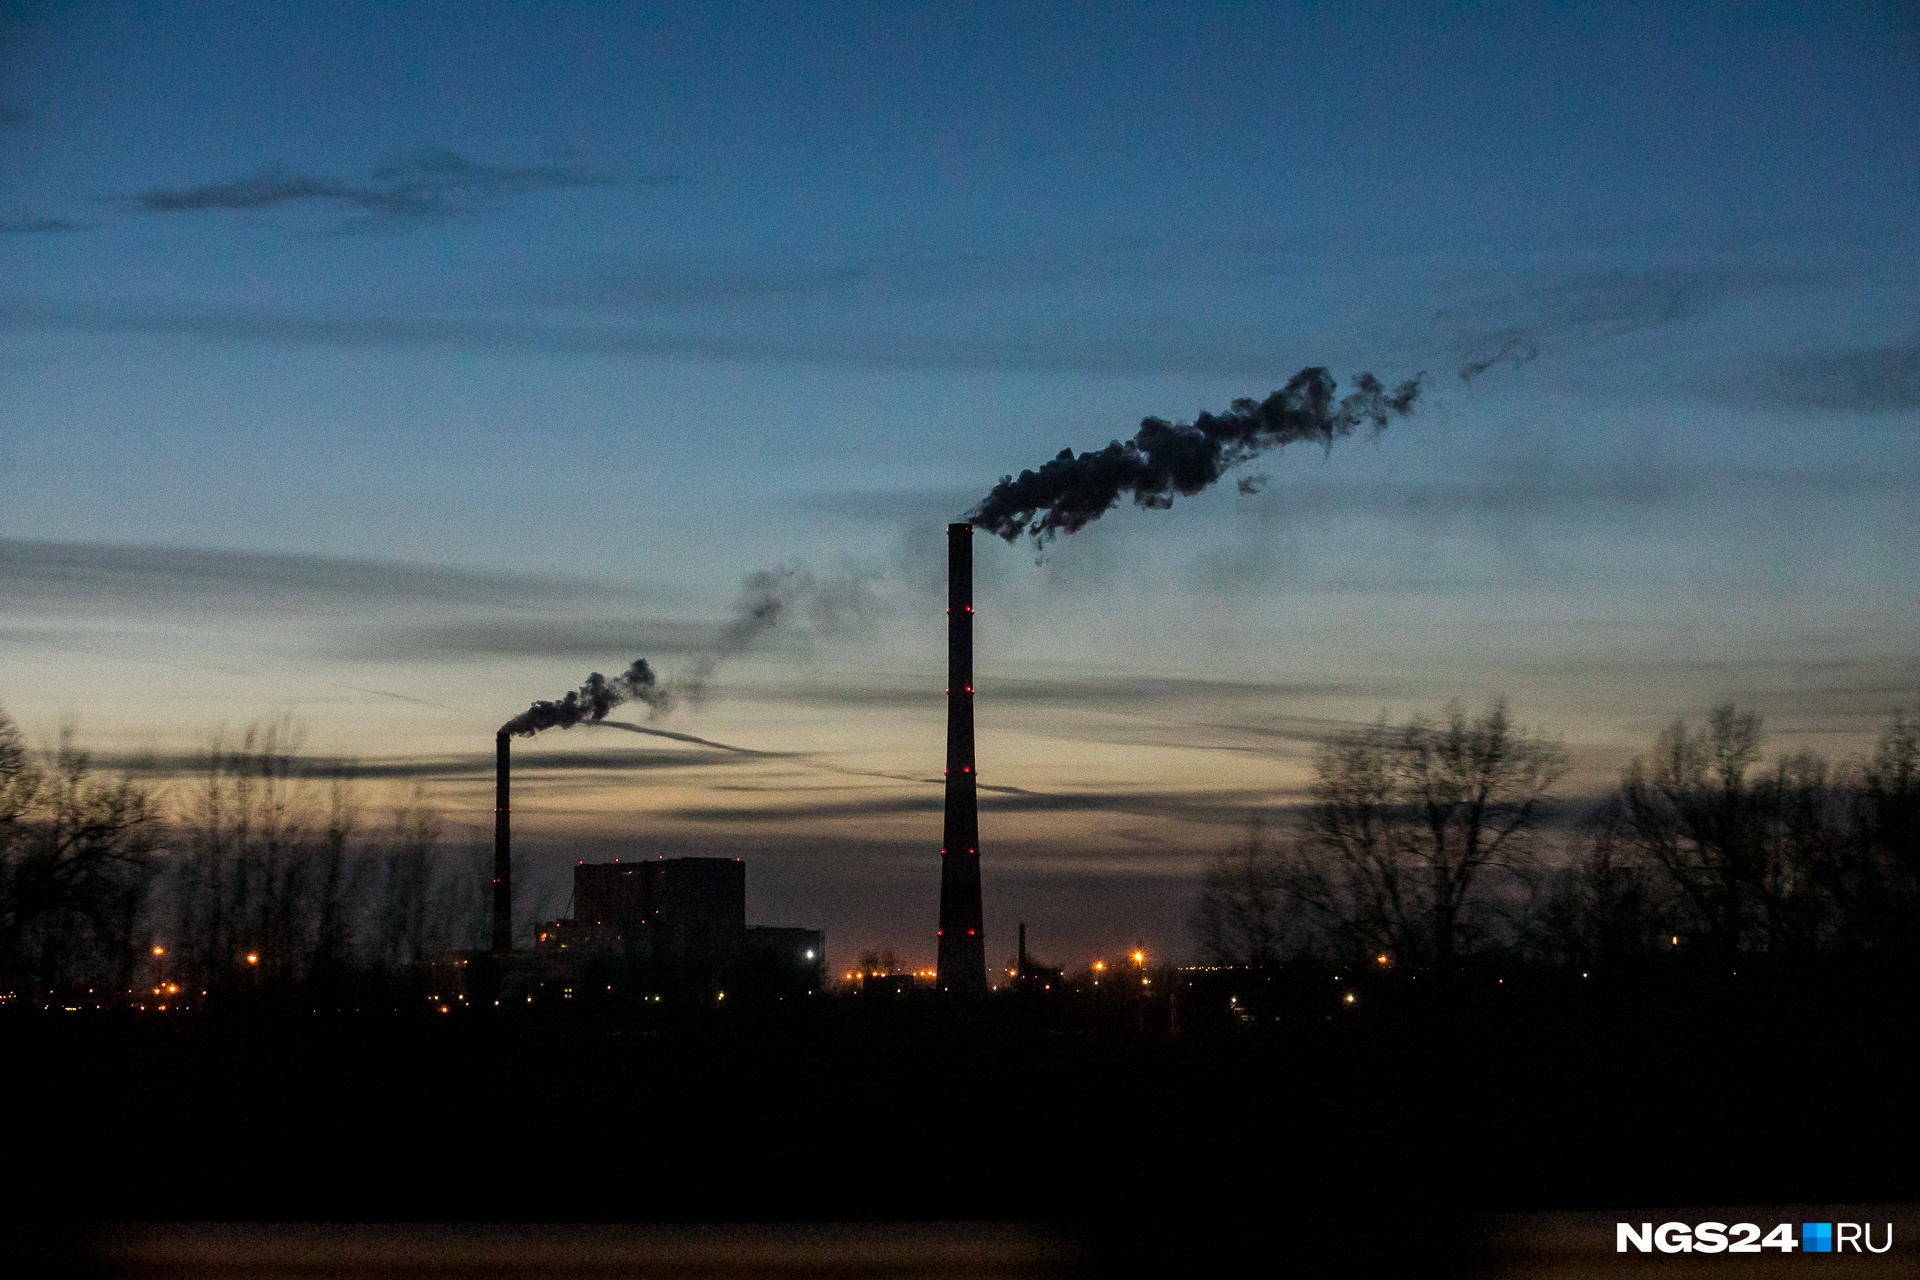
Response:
499,659,665,737
968,367,1422,545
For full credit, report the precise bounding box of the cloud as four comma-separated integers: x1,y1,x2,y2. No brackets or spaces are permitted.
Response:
0,215,91,234
349,618,720,662
1739,339,1920,414
534,244,1186,314
737,674,1360,714
0,106,28,128
128,147,637,225
0,300,1345,377
1232,458,1914,526
666,785,1270,826
0,538,650,617
92,744,753,781
1437,263,1813,383
793,487,985,524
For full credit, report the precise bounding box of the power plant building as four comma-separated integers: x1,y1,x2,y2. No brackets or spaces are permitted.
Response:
536,856,824,997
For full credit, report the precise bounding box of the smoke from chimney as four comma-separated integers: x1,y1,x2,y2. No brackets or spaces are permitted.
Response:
498,658,664,737
968,366,1421,546
669,565,879,707
493,658,660,955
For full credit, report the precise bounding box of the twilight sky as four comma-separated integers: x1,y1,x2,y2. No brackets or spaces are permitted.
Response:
3,2,1917,969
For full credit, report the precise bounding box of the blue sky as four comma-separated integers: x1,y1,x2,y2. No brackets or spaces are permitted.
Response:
2,2,1917,964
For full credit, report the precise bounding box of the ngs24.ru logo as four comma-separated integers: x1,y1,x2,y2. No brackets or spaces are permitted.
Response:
1619,1221,1892,1254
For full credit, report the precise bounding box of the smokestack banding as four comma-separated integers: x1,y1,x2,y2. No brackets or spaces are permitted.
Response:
968,366,1422,545
936,523,987,993
493,659,662,953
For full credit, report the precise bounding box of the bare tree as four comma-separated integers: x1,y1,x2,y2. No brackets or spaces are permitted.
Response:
1293,700,1567,975
1515,796,1662,973
371,790,443,971
0,712,163,989
1191,819,1302,968
1861,714,1919,897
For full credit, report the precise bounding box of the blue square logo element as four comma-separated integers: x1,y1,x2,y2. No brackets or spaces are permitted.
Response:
1804,1223,1833,1253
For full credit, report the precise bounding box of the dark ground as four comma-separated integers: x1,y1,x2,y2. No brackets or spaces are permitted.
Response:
3,971,1917,1276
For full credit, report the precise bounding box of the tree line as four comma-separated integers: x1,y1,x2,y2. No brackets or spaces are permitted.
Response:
1193,699,1920,980
0,709,485,1004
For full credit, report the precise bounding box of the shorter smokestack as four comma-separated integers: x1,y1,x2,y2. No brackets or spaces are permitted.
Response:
493,731,511,954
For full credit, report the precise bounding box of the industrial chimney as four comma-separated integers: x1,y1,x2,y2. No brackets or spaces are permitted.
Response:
493,731,512,954
936,522,987,992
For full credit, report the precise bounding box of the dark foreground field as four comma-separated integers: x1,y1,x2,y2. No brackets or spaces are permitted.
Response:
3,974,1917,1276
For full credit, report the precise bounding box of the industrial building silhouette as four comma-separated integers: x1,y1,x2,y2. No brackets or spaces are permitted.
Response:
533,856,825,1000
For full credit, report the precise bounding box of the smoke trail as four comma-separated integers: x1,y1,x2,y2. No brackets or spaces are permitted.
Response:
1458,331,1538,383
502,568,878,734
968,366,1422,545
592,719,787,757
499,658,665,737
665,564,879,706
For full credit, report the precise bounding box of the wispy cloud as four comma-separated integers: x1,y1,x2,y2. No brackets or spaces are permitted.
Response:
128,147,640,226
0,300,1340,376
348,618,719,662
93,744,753,780
666,785,1271,826
1230,459,1915,525
738,674,1362,713
0,538,652,617
1738,339,1920,414
1438,263,1815,383
0,215,92,234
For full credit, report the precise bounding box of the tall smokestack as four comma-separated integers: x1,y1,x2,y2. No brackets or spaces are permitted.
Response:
936,523,987,992
493,731,511,954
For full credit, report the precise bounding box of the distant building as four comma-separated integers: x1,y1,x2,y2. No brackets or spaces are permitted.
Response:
535,857,823,1000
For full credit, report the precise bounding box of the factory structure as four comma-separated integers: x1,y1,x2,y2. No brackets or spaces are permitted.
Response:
481,521,986,1002
536,855,825,997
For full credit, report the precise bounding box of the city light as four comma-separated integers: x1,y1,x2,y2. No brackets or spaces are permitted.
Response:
1376,953,1389,966
151,945,166,957
244,952,259,966
1344,993,1356,1005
